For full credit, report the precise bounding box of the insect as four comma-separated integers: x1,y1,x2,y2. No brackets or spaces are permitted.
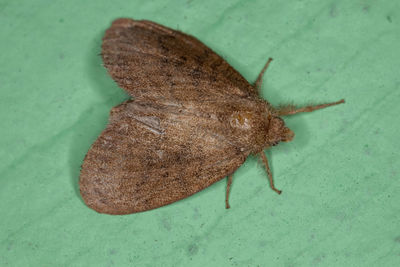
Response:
79,18,344,214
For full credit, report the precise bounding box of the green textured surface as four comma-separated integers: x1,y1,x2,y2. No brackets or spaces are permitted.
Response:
1,0,399,266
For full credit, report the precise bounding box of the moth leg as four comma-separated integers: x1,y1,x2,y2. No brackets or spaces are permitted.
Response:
254,57,273,93
276,99,345,116
226,174,234,209
259,152,282,194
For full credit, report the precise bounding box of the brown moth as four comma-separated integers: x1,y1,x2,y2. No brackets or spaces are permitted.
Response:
79,18,344,214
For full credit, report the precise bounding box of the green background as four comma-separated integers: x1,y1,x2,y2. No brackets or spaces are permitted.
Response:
1,0,399,266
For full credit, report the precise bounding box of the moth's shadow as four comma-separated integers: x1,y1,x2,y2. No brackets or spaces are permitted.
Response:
68,29,128,201
85,30,129,104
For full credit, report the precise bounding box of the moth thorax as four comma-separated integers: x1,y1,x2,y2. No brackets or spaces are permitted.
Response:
229,110,270,153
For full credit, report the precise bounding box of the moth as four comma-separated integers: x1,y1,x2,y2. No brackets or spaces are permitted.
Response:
79,18,344,214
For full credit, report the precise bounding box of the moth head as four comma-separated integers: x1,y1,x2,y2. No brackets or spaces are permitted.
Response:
266,115,294,146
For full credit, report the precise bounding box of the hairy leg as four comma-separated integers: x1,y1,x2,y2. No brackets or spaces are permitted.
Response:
226,174,233,209
254,57,273,93
276,99,345,116
259,152,282,194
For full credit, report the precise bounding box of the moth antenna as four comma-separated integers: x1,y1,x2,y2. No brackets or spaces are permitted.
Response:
277,99,345,116
259,152,282,194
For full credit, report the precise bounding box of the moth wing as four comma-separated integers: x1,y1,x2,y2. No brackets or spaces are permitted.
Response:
101,18,257,102
79,100,246,214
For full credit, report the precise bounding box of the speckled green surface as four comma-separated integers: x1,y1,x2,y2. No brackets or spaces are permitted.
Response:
1,0,399,266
